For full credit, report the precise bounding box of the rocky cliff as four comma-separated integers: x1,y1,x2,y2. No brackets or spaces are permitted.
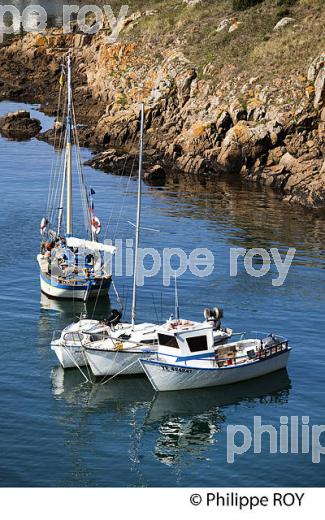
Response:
0,0,324,208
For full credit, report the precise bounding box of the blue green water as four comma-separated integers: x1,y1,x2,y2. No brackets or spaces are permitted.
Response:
0,101,324,487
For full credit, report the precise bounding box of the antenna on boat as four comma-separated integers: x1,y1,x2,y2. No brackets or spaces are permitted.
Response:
66,50,73,237
131,102,145,330
174,271,180,320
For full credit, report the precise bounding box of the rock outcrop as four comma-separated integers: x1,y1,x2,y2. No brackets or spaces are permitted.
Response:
85,147,167,185
0,110,41,139
0,21,324,208
273,17,295,31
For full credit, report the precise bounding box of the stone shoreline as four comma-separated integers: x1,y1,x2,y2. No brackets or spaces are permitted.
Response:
0,28,324,208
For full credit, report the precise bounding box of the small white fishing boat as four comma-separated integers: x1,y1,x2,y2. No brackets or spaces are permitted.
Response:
140,322,291,392
37,52,115,300
52,102,159,373
51,317,115,369
84,310,232,377
82,102,156,377
84,322,159,376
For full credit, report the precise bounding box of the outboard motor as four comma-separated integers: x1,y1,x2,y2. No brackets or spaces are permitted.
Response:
204,307,224,331
105,309,122,327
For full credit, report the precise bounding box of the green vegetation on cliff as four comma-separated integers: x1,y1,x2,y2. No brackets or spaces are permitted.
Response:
105,0,324,81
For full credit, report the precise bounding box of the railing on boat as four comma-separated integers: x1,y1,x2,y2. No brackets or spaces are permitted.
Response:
214,340,289,368
152,333,289,368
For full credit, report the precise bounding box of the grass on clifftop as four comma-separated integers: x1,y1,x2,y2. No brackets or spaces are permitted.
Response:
108,0,325,82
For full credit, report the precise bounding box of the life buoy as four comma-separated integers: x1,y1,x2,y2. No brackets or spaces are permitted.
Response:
91,216,101,235
40,217,48,235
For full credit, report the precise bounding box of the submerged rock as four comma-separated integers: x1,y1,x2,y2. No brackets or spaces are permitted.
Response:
0,110,41,139
144,164,166,185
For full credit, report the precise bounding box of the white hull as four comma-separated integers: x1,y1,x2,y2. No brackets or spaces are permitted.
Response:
51,342,87,369
40,274,109,300
51,319,111,369
141,350,291,392
85,348,154,377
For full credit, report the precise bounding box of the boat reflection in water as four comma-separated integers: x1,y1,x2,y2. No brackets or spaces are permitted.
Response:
147,370,291,467
51,367,155,409
40,292,112,318
51,367,291,470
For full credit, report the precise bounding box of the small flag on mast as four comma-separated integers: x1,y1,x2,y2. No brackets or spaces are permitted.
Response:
89,187,101,235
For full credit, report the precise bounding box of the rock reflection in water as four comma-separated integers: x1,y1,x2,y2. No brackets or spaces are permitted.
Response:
148,176,325,268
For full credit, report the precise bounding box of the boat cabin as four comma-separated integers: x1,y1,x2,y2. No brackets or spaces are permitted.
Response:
157,320,215,361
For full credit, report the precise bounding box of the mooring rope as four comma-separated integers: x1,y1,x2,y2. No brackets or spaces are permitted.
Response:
99,356,142,386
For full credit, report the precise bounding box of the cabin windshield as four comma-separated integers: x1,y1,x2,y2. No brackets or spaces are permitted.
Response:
158,333,179,349
186,335,208,353
89,332,109,342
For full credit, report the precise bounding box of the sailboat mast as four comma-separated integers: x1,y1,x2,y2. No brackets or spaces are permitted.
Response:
131,103,145,329
66,52,73,236
57,161,67,236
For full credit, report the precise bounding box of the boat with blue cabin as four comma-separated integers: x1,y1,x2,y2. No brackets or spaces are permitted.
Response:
140,321,291,392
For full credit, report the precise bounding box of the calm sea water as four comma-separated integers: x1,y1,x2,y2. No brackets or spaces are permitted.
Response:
0,101,324,487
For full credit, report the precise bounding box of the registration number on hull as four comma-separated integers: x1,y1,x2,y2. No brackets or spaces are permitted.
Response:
161,365,193,374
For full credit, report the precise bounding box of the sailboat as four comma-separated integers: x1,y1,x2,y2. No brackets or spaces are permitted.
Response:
37,52,115,300
51,103,158,371
81,103,160,376
50,104,232,372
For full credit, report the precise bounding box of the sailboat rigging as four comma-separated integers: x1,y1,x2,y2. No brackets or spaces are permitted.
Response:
37,51,115,300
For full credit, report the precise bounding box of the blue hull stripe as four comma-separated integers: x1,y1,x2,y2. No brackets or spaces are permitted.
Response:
141,348,291,372
40,272,110,291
